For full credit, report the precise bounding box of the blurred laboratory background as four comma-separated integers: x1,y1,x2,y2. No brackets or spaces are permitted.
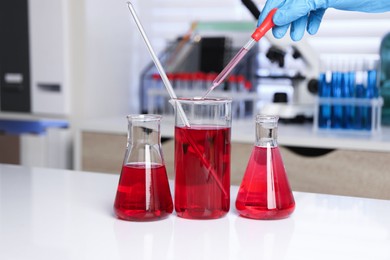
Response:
1,0,390,199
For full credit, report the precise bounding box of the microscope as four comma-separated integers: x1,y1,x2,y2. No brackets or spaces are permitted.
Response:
242,0,320,122
258,36,319,121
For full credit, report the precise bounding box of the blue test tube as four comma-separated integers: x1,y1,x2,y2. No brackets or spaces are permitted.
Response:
318,58,332,128
331,58,343,129
342,59,355,129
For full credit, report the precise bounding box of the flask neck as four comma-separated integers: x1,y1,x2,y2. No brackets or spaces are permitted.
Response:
255,115,278,147
127,115,162,147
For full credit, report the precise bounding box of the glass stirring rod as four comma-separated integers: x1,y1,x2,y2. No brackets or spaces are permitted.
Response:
202,8,277,98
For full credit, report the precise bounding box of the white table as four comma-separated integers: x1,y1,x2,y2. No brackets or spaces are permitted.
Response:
1,164,389,260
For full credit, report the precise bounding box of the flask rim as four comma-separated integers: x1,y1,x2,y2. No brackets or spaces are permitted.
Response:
256,114,279,123
126,114,162,122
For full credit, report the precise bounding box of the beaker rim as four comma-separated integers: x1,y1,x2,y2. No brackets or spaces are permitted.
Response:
126,114,162,121
172,97,232,104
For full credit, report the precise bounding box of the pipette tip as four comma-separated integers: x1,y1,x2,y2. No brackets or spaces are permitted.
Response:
202,92,209,99
202,87,214,99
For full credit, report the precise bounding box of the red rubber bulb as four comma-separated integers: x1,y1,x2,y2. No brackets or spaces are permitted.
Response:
251,8,277,41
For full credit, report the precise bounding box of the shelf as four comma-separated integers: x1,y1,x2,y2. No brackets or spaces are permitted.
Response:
74,116,390,153
0,112,68,121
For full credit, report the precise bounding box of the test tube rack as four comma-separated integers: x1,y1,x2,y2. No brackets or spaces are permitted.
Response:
313,97,383,135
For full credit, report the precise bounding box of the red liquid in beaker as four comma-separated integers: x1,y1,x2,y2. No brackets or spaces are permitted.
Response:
236,146,295,220
174,126,231,219
114,163,173,221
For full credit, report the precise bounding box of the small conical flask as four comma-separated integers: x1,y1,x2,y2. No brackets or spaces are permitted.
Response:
114,114,173,221
236,115,295,220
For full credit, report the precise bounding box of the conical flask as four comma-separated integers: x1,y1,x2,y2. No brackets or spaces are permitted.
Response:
114,114,173,221
236,115,295,220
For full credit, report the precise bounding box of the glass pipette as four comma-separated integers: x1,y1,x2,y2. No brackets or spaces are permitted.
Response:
127,2,229,199
202,8,277,98
127,2,190,127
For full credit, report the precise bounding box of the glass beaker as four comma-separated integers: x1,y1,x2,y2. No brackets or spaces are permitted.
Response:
236,115,295,220
172,98,232,219
114,114,173,221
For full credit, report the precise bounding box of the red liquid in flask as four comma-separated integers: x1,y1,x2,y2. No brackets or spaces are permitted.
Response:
114,162,173,221
174,126,231,219
236,146,295,220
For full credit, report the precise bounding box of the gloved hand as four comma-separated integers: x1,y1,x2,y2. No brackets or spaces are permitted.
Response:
258,0,390,41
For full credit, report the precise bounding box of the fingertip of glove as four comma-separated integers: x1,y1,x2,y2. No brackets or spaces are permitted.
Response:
291,35,303,42
307,23,320,35
273,10,288,26
272,31,283,39
290,32,304,42
272,28,286,39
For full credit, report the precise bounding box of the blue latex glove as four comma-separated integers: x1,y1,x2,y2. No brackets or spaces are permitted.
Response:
258,0,390,41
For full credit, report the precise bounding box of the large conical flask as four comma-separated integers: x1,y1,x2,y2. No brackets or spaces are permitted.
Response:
236,115,295,220
114,114,173,221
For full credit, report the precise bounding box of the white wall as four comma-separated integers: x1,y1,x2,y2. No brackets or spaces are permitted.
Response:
84,0,141,117
70,0,145,120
